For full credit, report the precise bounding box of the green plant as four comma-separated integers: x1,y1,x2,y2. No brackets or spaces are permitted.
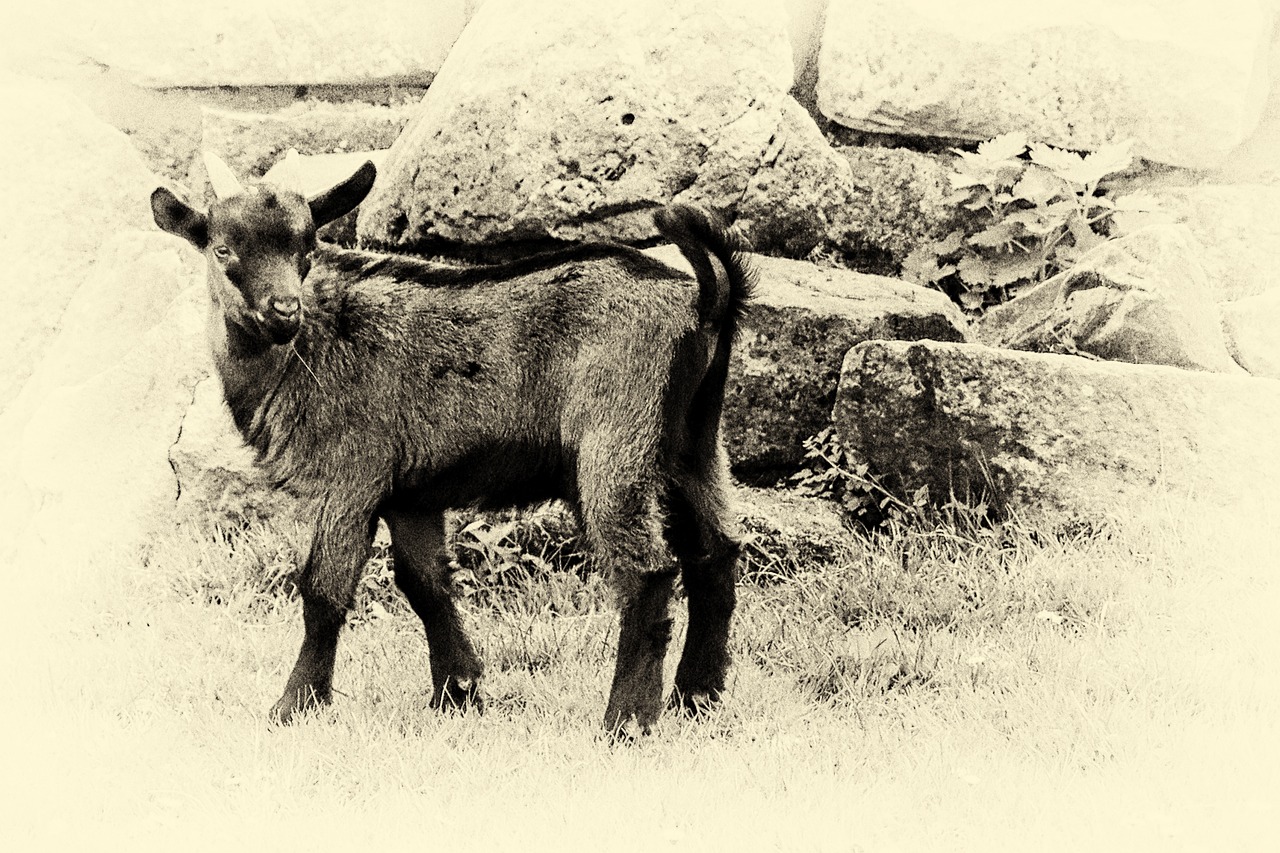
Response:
903,133,1154,312
789,427,931,525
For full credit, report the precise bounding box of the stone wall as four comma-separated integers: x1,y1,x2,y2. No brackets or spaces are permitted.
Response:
3,0,1278,544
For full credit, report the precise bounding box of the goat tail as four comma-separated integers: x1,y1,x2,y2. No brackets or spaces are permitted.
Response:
655,204,756,457
653,204,755,336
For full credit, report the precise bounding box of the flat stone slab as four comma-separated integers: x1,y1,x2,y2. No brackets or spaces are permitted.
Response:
817,0,1275,169
47,0,472,86
1114,182,1280,303
834,340,1280,523
978,226,1242,375
1222,290,1280,380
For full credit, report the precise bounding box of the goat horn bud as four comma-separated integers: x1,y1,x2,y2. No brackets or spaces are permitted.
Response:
203,151,245,200
262,148,306,196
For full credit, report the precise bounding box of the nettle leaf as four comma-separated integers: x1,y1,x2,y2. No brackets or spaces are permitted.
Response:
986,252,1044,287
902,244,946,285
1030,140,1133,188
952,133,1029,192
949,170,989,191
963,188,995,211
1081,140,1134,181
1028,143,1091,187
975,132,1029,162
1067,216,1107,254
958,289,987,311
1003,208,1062,237
957,252,996,287
967,220,1018,249
935,229,966,256
1012,165,1069,206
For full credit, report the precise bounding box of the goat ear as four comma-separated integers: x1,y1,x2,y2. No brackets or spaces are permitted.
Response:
151,187,209,249
309,161,377,228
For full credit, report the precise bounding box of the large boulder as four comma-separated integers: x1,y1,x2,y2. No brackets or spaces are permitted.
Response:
357,0,851,256
824,144,958,271
39,0,472,87
6,231,207,566
0,72,163,411
0,72,210,572
1114,183,1280,302
648,247,968,478
817,0,1274,170
977,226,1242,375
170,376,296,526
1222,291,1280,380
834,340,1280,523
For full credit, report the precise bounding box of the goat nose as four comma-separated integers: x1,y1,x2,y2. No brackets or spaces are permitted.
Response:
270,297,300,318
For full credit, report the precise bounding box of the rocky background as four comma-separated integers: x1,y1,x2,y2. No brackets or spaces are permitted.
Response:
2,0,1279,571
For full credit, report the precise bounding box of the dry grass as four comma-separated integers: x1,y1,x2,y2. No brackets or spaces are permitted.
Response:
5,493,1279,852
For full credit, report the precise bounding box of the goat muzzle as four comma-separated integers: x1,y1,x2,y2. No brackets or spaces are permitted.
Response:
256,302,303,345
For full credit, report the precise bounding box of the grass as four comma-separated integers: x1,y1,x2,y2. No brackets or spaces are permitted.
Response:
6,493,1279,852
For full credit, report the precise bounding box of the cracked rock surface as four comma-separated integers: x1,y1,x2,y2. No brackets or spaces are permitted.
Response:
835,340,1280,524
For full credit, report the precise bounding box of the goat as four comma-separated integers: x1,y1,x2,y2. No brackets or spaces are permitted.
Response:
150,153,753,734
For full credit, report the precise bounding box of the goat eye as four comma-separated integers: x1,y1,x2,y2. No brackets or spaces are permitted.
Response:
213,245,232,261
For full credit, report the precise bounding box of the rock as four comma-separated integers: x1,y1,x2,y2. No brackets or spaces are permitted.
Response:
1222,291,1280,380
816,0,1275,170
357,0,850,258
733,486,853,581
1214,22,1280,183
8,245,209,579
170,376,297,526
823,145,958,270
649,246,969,478
51,0,473,87
0,71,163,411
834,340,1280,523
977,226,1242,375
1113,183,1280,302
0,72,214,574
734,98,856,256
201,100,414,179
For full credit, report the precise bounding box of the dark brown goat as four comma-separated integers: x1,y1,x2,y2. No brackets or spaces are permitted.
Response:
150,154,753,734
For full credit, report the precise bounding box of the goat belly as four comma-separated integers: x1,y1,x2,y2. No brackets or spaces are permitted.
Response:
393,440,570,512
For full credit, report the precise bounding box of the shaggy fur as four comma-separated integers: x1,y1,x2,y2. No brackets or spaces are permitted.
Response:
151,160,753,734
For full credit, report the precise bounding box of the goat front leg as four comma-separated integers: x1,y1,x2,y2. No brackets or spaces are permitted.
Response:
270,507,374,724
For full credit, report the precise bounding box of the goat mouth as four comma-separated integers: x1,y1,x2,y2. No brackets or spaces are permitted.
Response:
253,309,302,346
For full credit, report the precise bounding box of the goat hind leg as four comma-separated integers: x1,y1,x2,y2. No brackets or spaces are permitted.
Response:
667,469,740,715
386,508,484,711
604,567,677,737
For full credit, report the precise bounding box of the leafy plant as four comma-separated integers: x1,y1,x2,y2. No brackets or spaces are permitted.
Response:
789,427,931,526
903,133,1156,312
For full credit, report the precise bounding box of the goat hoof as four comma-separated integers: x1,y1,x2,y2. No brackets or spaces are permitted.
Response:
669,687,720,717
603,715,650,744
430,676,484,713
602,701,660,740
269,686,330,725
